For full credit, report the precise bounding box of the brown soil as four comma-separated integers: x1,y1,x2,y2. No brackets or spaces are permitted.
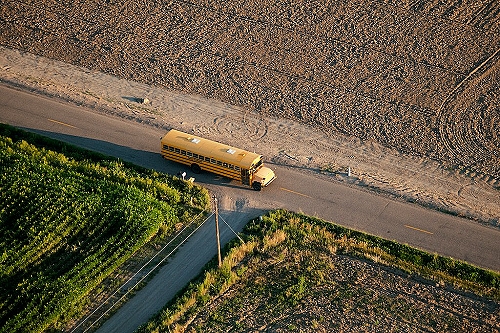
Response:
1,0,499,176
191,255,500,333
154,214,500,333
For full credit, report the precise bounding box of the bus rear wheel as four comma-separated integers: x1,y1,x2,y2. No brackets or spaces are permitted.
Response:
191,164,201,174
252,182,262,191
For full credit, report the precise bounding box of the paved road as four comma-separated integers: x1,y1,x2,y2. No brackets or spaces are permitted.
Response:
1,84,499,332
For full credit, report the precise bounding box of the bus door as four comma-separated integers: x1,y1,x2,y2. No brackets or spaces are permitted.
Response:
241,168,250,185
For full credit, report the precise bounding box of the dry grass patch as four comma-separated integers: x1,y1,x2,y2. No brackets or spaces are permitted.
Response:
139,210,499,333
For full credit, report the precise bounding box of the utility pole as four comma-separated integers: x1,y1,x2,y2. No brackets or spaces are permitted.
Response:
214,196,222,267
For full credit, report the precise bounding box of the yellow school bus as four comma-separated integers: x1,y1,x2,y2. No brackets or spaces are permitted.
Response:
160,129,276,190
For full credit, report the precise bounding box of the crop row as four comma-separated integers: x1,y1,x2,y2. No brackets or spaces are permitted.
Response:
0,128,210,333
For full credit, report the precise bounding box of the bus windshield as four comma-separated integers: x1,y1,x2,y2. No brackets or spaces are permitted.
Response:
254,158,263,169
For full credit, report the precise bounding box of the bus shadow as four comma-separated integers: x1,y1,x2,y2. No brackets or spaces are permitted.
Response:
14,127,256,191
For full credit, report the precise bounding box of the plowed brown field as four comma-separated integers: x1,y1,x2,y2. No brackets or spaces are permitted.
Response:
1,0,499,180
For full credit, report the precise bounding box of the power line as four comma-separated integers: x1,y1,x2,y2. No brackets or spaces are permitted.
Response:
214,196,222,267
71,211,211,333
73,195,246,332
218,213,244,244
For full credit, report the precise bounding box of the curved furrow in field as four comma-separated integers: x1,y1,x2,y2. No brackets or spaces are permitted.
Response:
435,48,500,179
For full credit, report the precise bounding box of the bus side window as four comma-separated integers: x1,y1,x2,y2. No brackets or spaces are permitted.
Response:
235,166,240,171
187,151,193,157
217,160,222,166
223,162,228,168
169,146,174,152
175,148,180,153
181,150,186,155
193,153,199,159
205,156,210,162
211,158,216,164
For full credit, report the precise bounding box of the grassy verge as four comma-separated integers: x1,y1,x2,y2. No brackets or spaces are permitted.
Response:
0,124,210,333
139,210,499,332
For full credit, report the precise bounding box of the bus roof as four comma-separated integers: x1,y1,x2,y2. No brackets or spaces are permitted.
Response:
161,129,262,168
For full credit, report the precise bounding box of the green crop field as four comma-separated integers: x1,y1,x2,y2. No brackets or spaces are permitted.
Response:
0,124,210,333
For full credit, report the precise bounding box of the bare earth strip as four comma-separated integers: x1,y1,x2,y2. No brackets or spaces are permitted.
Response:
1,1,499,217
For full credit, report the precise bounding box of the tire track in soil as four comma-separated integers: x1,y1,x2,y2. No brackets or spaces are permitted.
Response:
466,0,500,31
243,111,268,143
191,111,267,146
435,46,500,181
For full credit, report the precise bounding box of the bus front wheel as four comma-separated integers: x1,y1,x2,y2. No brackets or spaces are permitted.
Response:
191,164,201,174
252,182,262,191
